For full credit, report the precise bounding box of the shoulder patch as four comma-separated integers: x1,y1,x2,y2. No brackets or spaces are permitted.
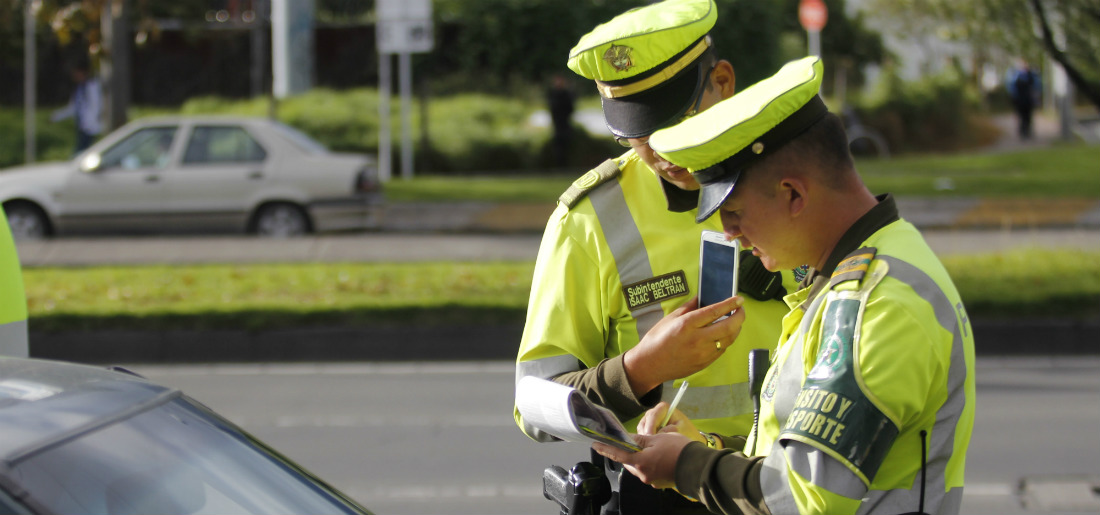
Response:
558,159,622,209
780,294,899,485
828,247,878,288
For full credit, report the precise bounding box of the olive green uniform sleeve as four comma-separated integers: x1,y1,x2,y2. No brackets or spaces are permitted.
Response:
552,354,664,422
675,442,770,515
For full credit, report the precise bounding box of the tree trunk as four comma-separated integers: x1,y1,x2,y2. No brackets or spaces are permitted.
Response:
100,0,132,131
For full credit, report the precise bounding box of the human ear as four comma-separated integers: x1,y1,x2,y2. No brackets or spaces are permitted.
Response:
712,60,736,98
781,177,808,218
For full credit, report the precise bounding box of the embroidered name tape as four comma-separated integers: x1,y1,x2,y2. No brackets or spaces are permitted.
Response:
622,270,689,310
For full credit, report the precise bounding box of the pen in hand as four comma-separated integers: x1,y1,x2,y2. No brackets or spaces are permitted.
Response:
659,380,689,429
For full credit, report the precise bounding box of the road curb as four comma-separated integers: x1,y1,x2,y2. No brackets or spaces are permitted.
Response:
27,319,1099,365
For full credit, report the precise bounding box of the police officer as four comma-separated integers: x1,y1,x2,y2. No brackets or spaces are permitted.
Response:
515,1,793,513
592,56,977,515
0,209,29,357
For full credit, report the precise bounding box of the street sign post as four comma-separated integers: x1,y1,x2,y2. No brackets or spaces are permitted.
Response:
799,0,827,57
377,0,434,182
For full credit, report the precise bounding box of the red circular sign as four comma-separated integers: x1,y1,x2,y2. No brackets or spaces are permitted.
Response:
799,0,828,32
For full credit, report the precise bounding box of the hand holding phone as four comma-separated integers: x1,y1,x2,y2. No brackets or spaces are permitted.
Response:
698,231,741,321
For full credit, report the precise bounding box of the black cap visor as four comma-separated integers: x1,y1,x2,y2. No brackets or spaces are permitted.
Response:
695,164,740,223
601,60,708,139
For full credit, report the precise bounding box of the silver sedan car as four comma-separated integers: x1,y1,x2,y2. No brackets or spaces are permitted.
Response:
0,116,383,239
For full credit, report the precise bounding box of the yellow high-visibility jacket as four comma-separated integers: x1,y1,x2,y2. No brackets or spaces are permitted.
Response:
0,210,28,357
748,215,976,514
515,150,792,439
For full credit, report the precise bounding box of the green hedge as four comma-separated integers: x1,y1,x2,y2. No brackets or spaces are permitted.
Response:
1,74,1018,175
850,65,1000,154
1,90,621,174
0,109,81,167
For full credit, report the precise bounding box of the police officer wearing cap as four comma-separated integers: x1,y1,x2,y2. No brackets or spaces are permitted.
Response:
0,211,28,357
593,56,977,515
514,1,793,513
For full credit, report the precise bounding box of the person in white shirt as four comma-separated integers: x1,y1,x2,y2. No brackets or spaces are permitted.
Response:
52,59,103,156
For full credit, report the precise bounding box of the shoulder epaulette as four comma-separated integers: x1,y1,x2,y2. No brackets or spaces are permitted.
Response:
558,159,622,209
828,247,878,288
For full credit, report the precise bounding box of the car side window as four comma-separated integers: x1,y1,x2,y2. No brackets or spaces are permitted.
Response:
99,127,177,170
182,126,267,165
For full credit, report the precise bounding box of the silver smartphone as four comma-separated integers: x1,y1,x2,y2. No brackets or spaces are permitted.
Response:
699,230,741,319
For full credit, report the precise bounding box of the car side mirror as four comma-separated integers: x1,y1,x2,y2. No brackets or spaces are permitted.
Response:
79,153,102,173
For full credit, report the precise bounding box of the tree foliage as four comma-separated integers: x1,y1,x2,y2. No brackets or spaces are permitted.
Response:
425,0,789,94
865,0,1100,113
773,0,886,94
2,0,885,106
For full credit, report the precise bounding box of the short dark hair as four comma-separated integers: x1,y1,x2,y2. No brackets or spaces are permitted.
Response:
744,112,855,192
799,113,854,173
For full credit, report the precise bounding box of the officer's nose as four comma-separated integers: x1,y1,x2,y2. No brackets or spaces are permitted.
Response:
720,212,742,241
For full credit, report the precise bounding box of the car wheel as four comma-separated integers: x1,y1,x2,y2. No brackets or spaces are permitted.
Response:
253,203,310,237
3,202,51,240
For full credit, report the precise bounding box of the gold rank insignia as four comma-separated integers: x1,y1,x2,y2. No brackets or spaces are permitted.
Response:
830,247,878,286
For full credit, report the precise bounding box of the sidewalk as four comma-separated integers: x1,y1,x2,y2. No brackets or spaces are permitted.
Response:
383,196,1100,234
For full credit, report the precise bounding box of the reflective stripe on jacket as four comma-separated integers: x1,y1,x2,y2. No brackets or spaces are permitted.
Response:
749,219,975,515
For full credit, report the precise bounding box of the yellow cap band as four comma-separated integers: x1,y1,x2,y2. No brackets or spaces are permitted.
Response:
595,36,711,99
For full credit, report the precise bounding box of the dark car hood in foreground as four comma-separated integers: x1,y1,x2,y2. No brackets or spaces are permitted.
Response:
0,358,169,462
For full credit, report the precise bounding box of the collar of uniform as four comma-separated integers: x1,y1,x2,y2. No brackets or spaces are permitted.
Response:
799,193,900,295
659,176,701,213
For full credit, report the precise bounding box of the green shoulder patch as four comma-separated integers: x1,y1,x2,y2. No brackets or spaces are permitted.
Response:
558,159,622,209
828,247,878,288
780,296,899,485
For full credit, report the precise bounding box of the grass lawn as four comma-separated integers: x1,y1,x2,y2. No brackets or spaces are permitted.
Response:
23,249,1100,332
856,143,1100,197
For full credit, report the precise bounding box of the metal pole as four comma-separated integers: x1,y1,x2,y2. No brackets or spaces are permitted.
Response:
251,0,267,98
24,0,36,164
399,52,413,180
378,53,392,182
808,29,821,57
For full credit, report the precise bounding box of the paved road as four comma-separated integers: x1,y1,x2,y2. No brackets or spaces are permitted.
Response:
134,356,1100,515
14,227,1100,267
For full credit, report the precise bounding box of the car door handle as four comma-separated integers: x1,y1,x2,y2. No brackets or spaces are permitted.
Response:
248,171,264,180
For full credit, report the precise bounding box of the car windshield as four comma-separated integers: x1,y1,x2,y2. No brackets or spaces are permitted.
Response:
99,126,178,170
7,395,372,515
267,122,329,155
